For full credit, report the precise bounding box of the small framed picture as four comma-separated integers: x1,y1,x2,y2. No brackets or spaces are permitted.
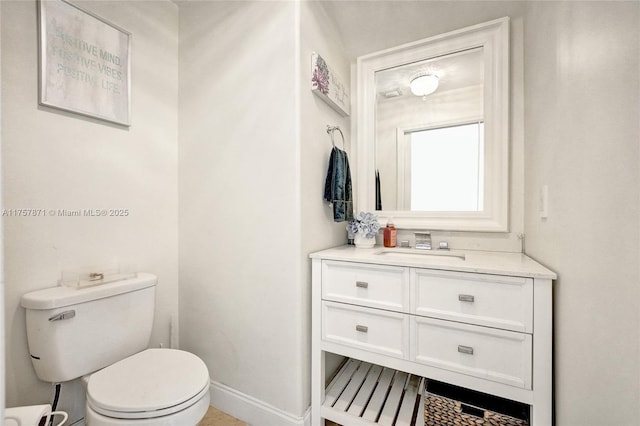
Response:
311,52,350,117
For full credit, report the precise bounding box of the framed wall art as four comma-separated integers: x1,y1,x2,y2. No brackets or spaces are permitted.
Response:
38,0,131,126
311,52,350,117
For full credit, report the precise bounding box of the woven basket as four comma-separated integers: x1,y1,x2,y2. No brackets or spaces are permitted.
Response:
424,392,529,426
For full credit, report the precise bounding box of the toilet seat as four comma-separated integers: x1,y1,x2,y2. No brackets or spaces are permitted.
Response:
87,348,209,420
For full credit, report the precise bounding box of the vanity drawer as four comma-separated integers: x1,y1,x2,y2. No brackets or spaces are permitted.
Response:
411,316,532,389
322,261,409,312
412,269,533,333
322,301,409,359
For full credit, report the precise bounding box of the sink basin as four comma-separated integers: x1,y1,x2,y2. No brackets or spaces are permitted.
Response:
374,248,466,261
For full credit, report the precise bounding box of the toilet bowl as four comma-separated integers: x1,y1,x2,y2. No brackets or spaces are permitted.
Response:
83,349,210,426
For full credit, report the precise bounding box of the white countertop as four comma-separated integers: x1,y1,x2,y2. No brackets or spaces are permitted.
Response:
310,245,556,280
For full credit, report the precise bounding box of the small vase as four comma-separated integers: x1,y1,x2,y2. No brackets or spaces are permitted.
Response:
354,233,375,249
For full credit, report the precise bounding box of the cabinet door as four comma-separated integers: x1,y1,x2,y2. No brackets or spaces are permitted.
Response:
411,269,533,332
322,301,409,359
411,316,532,389
322,261,409,313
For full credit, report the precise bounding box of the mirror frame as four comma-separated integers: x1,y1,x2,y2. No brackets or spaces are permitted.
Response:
356,17,510,232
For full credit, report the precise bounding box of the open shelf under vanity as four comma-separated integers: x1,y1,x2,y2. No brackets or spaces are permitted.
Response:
323,357,532,426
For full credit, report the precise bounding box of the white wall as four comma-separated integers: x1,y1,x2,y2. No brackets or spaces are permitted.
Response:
178,2,351,421
300,0,352,257
178,0,305,419
299,0,353,408
0,1,4,421
523,2,640,425
1,1,179,422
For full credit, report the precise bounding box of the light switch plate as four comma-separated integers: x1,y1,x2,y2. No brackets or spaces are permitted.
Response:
540,185,548,219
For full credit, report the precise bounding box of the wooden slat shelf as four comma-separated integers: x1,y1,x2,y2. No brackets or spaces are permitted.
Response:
322,359,425,426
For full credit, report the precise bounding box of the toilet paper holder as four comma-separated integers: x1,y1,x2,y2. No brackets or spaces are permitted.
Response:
4,404,68,426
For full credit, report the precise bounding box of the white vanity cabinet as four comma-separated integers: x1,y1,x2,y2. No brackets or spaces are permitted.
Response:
310,246,555,426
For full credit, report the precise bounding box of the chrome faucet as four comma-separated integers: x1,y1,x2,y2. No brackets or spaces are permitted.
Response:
414,232,432,250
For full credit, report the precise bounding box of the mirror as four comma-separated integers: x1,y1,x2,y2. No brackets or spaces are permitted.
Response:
375,47,484,212
356,18,510,232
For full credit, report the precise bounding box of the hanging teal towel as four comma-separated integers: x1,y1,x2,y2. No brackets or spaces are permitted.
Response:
323,147,354,222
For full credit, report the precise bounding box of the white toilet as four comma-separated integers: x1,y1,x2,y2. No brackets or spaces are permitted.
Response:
21,273,210,425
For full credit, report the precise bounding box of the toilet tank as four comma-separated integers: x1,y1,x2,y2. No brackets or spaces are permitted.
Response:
21,273,157,383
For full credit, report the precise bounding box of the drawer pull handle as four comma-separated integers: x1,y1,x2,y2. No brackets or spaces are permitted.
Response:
458,345,474,355
355,325,368,333
458,294,475,303
356,281,369,289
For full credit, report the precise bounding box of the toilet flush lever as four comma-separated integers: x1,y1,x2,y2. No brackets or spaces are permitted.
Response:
49,310,76,322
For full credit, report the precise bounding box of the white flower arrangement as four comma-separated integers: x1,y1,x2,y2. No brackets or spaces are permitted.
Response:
346,211,380,239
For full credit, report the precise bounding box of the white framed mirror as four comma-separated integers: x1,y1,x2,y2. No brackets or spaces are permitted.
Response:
356,17,509,232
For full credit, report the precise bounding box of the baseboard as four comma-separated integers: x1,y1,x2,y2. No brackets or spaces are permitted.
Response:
209,380,311,426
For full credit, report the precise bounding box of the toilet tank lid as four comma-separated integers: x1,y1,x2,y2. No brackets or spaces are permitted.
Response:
21,273,157,310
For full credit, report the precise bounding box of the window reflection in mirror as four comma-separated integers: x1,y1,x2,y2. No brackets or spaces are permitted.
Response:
374,47,484,212
401,122,484,211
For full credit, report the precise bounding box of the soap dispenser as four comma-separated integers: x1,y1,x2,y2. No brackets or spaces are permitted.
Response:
383,219,397,247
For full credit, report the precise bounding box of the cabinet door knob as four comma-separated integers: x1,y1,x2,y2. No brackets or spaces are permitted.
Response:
356,281,369,289
457,345,474,355
458,294,475,303
355,325,368,333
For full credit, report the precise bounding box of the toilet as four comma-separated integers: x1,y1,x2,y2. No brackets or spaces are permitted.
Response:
21,273,210,425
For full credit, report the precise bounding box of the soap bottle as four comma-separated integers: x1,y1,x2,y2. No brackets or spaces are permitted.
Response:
383,219,397,248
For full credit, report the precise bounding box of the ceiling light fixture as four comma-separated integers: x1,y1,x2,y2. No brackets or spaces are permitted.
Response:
409,73,439,97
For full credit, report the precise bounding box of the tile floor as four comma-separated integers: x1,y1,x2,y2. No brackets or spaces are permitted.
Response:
197,407,342,426
198,406,246,426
